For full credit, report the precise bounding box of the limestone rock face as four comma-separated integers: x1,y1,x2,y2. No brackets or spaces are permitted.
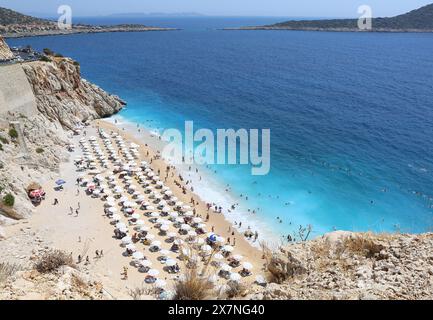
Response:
248,231,433,300
0,36,13,60
22,58,125,130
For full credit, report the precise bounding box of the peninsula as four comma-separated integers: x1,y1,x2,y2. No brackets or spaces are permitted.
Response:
231,3,433,32
0,7,177,38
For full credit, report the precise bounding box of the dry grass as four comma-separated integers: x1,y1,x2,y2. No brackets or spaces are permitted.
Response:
172,267,216,300
261,243,306,284
0,262,20,284
34,250,75,274
341,233,385,258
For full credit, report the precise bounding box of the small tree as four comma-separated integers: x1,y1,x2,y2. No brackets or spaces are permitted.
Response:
8,128,18,139
3,193,15,207
36,147,44,154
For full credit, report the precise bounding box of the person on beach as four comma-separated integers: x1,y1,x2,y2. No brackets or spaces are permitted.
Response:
77,255,82,264
95,250,100,258
69,206,73,215
53,198,59,205
75,209,79,216
122,267,128,280
85,256,90,265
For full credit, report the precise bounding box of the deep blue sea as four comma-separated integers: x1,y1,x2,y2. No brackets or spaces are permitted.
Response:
8,17,433,241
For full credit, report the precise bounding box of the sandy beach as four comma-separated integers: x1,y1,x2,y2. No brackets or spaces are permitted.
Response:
2,119,265,299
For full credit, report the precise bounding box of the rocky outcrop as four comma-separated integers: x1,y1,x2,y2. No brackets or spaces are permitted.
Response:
248,231,433,300
22,58,125,130
0,36,13,60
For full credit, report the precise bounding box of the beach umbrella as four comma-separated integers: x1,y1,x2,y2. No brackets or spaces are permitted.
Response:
216,236,225,244
160,225,170,232
214,253,224,260
136,220,145,226
162,206,171,213
150,212,159,218
255,275,267,285
121,236,132,245
195,238,205,245
147,206,156,211
180,224,191,231
147,269,159,277
109,208,118,214
165,259,177,267
140,260,152,268
166,233,176,239
106,196,116,203
232,255,243,262
184,211,194,217
55,179,66,186
150,241,161,248
201,245,212,253
222,245,234,253
192,217,202,224
139,226,149,232
119,227,128,233
208,234,217,243
126,244,136,251
175,217,185,224
132,252,144,260
131,213,140,219
242,262,253,271
220,264,232,272
229,273,242,282
169,212,179,218
164,191,173,196
187,230,197,237
116,222,126,229
119,196,128,202
160,250,171,257
145,234,155,240
174,239,184,245
154,279,167,288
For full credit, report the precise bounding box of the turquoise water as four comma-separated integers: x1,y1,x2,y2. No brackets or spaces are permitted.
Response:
8,17,433,240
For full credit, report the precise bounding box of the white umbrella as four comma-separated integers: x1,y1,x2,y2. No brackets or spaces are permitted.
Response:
147,269,159,277
150,241,161,248
126,244,136,251
180,224,191,231
136,220,145,226
116,222,126,229
140,260,152,268
111,213,121,221
131,213,140,219
160,250,171,257
150,212,159,218
242,262,253,271
119,196,128,202
201,245,212,252
132,252,144,260
139,226,149,232
160,225,170,232
167,232,177,238
222,245,234,253
121,236,132,245
145,234,155,240
174,239,184,245
106,196,115,202
232,255,243,261
165,259,177,267
108,207,118,214
230,273,242,282
220,264,232,272
154,279,167,288
214,253,224,260
192,217,203,224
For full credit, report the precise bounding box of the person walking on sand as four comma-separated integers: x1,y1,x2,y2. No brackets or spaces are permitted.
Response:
95,250,100,258
85,256,90,265
53,198,59,205
69,206,73,215
122,266,128,280
75,209,79,217
77,255,82,264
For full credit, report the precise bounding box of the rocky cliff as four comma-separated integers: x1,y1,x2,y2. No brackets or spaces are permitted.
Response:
248,231,433,300
0,47,125,227
0,36,13,60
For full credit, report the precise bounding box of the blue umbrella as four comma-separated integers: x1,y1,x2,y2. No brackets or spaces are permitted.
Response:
209,234,217,243
55,179,66,186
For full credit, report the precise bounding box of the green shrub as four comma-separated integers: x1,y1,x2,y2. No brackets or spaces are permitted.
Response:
0,143,2,151
36,147,44,154
73,61,80,66
0,137,9,144
43,48,54,56
8,128,18,139
39,55,51,62
3,193,15,207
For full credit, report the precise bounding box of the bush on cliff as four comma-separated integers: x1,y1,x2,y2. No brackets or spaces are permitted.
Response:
43,48,54,56
39,55,51,62
0,137,8,144
35,147,44,154
2,193,15,207
8,128,18,139
35,250,75,274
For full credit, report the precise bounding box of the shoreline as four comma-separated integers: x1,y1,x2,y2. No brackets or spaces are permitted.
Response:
102,115,282,247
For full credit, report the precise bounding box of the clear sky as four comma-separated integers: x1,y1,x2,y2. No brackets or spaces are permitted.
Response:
0,0,431,17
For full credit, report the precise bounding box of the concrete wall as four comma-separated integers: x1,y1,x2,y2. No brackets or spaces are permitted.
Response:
0,64,37,117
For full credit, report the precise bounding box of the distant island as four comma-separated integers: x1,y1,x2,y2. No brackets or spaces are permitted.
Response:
0,7,177,38
229,3,433,32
